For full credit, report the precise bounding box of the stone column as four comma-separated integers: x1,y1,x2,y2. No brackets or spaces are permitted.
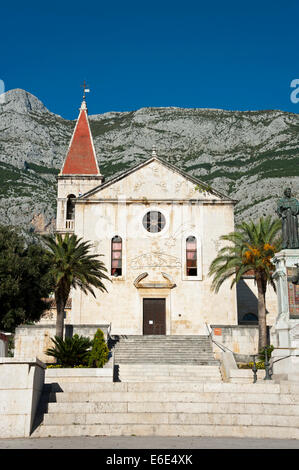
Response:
271,249,299,381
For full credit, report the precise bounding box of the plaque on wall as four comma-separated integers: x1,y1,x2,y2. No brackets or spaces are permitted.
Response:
287,267,299,318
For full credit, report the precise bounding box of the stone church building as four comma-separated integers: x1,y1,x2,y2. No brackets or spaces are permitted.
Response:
14,97,278,359
56,98,238,336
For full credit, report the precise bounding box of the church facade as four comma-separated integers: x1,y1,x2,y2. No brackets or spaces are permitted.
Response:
55,98,238,336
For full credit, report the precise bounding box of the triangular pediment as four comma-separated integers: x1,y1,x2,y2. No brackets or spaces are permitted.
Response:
80,157,234,202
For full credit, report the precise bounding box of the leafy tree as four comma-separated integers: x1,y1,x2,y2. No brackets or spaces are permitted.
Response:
46,334,93,367
88,329,109,368
43,233,110,339
0,225,53,332
208,216,281,350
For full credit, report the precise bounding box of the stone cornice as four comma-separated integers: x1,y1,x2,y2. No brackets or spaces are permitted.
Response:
74,198,236,205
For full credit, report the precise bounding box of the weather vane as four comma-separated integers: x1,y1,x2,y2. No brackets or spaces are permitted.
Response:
81,80,90,100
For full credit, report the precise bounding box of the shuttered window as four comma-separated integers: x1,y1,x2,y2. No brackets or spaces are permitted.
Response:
186,236,197,276
111,236,122,277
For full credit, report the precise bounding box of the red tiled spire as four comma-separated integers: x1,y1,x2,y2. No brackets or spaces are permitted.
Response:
61,101,100,175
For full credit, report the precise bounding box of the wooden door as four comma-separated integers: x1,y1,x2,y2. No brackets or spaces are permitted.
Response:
143,298,166,335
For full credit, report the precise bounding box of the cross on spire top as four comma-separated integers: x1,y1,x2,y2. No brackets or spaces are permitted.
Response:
152,145,157,157
81,80,90,101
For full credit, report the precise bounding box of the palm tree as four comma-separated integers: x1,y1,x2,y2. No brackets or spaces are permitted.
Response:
208,216,281,351
43,233,110,339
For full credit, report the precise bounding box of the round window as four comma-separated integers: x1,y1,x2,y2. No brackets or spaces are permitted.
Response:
142,211,166,233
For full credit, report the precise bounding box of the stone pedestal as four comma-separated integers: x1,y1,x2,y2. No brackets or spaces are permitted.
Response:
0,357,46,437
271,249,299,381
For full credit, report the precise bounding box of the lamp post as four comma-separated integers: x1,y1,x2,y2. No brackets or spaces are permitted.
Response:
264,347,272,381
252,355,257,383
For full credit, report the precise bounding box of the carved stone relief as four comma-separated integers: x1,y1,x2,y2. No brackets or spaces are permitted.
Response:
130,251,181,268
164,223,196,249
133,182,144,192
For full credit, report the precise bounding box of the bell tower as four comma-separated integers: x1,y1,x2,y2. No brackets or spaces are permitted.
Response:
56,90,103,233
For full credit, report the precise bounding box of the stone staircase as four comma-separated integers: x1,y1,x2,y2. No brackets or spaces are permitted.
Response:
111,335,221,382
31,335,299,439
32,380,299,439
111,335,218,365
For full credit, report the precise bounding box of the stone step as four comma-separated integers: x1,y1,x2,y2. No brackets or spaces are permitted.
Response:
47,390,291,404
114,352,213,355
45,377,113,384
114,352,214,355
113,341,212,343
45,381,279,394
117,365,222,380
33,423,299,439
114,341,212,345
45,400,299,416
114,344,212,347
45,380,225,393
118,364,219,370
114,345,212,348
118,376,222,383
115,358,217,366
114,356,216,359
114,355,217,359
112,335,210,339
114,343,212,352
115,359,218,363
114,340,212,343
117,369,221,375
114,351,214,355
121,344,211,346
117,369,221,376
115,356,215,360
42,411,299,427
115,346,212,348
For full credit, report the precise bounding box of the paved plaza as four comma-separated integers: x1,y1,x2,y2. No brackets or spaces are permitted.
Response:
0,436,298,449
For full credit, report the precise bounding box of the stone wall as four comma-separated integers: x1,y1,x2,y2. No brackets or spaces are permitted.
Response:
0,358,46,437
14,324,110,363
210,324,263,361
0,332,10,357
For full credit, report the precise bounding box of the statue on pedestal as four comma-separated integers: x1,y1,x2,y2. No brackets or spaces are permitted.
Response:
271,189,299,380
276,188,299,249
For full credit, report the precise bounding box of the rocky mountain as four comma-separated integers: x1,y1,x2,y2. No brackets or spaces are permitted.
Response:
0,88,298,232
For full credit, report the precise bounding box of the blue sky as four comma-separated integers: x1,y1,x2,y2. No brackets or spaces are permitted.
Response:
1,0,299,119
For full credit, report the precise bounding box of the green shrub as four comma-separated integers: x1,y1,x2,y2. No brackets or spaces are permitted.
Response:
46,334,93,367
238,361,265,369
8,335,14,357
258,345,274,362
88,329,109,368
248,361,265,369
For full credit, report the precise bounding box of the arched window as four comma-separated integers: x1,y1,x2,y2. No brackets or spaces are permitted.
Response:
241,313,258,324
111,236,122,277
66,194,76,220
186,236,197,276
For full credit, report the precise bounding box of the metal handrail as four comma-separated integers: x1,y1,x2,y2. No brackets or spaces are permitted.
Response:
270,353,299,369
205,323,235,355
107,323,112,340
